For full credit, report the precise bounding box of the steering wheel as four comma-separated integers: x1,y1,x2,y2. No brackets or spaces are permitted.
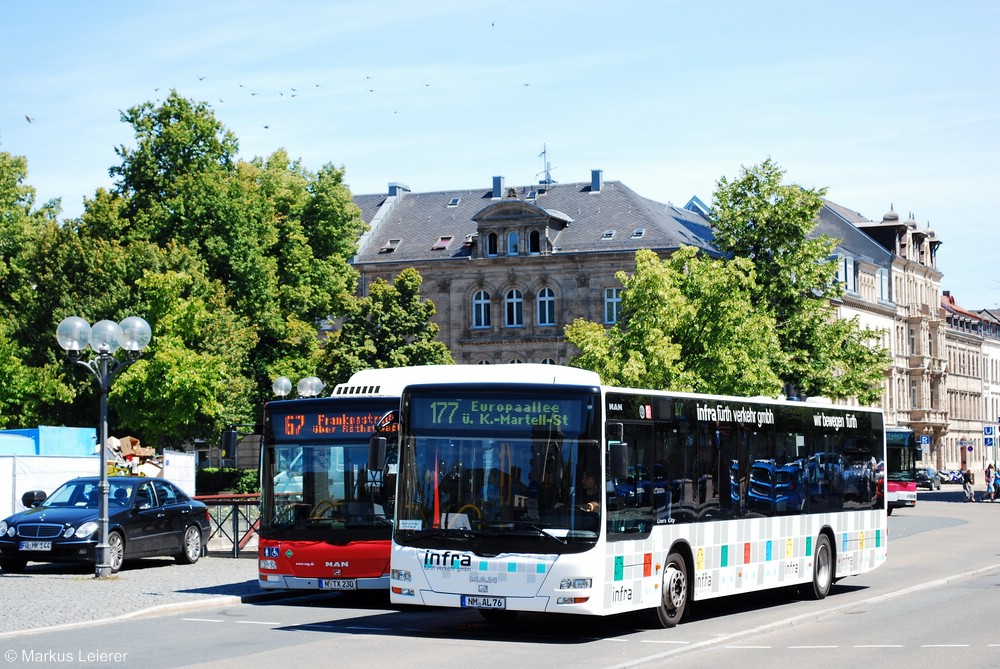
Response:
457,503,482,520
310,498,342,519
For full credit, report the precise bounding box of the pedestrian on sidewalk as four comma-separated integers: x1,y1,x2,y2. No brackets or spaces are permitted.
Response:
985,464,995,503
962,467,975,502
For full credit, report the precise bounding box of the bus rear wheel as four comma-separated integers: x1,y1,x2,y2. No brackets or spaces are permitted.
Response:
652,551,688,627
801,533,834,600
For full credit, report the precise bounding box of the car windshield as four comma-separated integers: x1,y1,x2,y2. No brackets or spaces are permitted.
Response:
41,481,134,509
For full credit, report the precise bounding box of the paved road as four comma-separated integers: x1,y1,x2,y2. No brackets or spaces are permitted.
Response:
1,487,994,639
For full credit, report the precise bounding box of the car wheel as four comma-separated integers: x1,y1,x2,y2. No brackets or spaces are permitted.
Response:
176,525,202,565
0,558,27,573
108,531,125,573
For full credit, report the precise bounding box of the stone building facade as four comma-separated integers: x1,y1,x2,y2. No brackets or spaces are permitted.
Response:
352,171,717,365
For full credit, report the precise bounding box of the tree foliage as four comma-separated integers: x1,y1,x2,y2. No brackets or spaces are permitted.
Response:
0,90,425,448
568,159,888,405
711,159,889,403
320,268,454,384
566,248,783,396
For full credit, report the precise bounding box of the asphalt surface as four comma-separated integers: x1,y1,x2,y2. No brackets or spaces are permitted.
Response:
0,553,268,638
0,486,993,639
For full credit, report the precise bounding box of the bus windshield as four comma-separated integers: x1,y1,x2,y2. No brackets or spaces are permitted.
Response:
395,387,600,549
885,429,918,483
260,398,398,541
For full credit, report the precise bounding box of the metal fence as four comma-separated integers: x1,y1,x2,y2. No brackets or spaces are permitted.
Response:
194,493,260,558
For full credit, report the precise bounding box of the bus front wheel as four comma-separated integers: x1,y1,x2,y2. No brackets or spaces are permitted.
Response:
653,551,688,627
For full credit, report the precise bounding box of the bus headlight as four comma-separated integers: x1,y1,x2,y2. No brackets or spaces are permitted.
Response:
391,586,415,597
259,559,278,570
391,569,412,582
559,578,592,589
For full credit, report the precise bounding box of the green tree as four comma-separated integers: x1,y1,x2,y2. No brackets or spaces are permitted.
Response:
320,268,453,383
566,248,783,395
0,151,71,428
91,91,366,410
112,261,257,446
711,159,889,403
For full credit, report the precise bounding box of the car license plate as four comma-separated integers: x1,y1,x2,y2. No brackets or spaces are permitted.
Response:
461,596,506,609
19,541,52,551
319,579,357,590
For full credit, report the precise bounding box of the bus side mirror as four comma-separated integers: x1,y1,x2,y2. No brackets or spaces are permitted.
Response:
369,436,387,471
609,442,629,479
607,422,624,443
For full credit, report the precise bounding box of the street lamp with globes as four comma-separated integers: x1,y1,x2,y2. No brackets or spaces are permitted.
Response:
56,315,152,578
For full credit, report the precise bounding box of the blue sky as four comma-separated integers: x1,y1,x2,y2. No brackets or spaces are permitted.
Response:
3,1,998,307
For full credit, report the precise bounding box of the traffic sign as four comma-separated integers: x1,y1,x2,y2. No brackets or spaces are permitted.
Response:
985,426,995,437
986,437,995,447
919,435,930,445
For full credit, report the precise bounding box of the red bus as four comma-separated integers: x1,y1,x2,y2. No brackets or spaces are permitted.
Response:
256,368,409,591
885,428,918,515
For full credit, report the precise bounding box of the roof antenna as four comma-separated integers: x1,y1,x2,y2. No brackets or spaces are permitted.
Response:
537,144,557,186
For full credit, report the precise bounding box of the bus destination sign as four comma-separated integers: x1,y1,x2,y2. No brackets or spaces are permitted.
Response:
273,410,396,441
410,397,585,432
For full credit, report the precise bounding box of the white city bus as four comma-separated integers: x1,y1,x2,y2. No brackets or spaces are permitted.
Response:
384,365,887,626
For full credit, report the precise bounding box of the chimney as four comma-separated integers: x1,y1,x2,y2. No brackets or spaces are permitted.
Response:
492,176,505,199
591,169,603,193
388,182,410,197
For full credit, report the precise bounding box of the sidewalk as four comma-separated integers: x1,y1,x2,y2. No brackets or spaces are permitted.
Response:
0,552,270,638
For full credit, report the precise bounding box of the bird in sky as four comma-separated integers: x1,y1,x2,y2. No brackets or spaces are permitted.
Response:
24,114,34,123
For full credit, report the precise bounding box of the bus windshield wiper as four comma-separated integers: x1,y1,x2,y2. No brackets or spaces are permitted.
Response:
506,520,568,545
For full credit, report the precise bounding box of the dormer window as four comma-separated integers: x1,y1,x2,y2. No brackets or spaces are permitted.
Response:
431,236,453,250
485,232,499,256
380,238,402,254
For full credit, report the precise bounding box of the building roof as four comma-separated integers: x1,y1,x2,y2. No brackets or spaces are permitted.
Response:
819,200,894,266
352,176,719,265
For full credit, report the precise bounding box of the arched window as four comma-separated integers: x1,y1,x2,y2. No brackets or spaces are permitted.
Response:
529,230,542,254
486,232,498,256
472,290,491,329
540,358,557,365
505,289,523,327
537,287,555,326
507,231,519,256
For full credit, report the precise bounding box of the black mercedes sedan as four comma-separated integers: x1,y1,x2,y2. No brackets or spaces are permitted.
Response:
0,476,211,573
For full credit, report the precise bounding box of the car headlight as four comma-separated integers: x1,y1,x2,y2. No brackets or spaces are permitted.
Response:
0,521,8,536
74,522,99,539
